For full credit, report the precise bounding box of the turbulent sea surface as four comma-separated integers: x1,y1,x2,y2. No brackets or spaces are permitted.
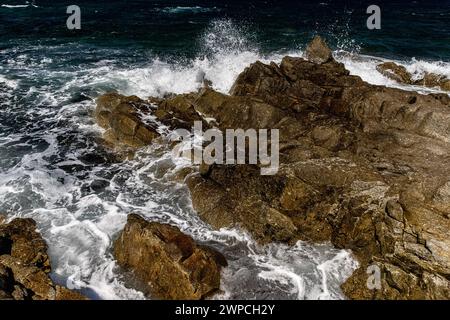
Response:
0,0,449,299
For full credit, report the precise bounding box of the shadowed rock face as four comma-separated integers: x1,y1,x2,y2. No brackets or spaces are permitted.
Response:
0,218,86,300
96,37,450,299
113,214,227,300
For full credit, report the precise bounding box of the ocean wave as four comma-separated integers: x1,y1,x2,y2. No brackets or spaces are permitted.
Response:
97,19,450,99
158,6,219,14
0,75,19,89
1,1,38,8
335,52,450,94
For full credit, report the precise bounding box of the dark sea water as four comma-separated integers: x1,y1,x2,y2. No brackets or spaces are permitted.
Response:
0,0,449,300
1,0,450,59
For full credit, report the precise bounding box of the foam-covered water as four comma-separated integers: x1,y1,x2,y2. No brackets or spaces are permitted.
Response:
1,16,449,300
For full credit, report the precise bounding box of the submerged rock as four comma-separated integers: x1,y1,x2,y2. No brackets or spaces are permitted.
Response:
0,218,86,300
113,214,226,300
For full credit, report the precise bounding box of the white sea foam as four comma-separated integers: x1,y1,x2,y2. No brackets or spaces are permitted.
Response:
1,1,38,9
335,52,450,94
2,4,29,8
0,75,19,89
158,6,219,14
99,20,450,100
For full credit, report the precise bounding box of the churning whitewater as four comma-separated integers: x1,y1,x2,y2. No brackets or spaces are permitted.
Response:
0,18,449,300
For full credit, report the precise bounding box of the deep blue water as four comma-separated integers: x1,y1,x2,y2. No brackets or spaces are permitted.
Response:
1,0,449,60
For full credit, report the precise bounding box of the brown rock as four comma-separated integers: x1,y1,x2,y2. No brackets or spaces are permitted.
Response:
95,92,159,148
0,218,86,300
0,218,50,273
385,200,403,221
376,62,412,84
113,214,226,300
375,64,450,92
183,42,450,298
440,79,450,91
414,72,450,91
93,36,450,299
305,35,333,64
55,286,88,300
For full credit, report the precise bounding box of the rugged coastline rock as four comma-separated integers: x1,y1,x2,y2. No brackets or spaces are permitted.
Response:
0,218,86,300
376,62,413,84
95,93,160,148
96,37,450,299
304,35,333,64
376,61,450,91
113,214,227,300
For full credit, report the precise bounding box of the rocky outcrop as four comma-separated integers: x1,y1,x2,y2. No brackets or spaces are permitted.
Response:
0,218,86,300
376,62,413,84
113,214,227,300
305,35,333,64
415,73,450,91
95,93,160,148
96,37,450,299
376,61,450,91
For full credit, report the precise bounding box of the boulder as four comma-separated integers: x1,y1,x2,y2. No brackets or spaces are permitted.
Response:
304,35,333,64
0,218,50,273
0,218,86,300
376,62,413,84
95,93,160,148
113,214,226,300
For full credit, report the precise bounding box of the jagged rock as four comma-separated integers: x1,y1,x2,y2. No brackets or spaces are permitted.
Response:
153,93,205,130
376,62,413,84
0,214,5,225
175,46,450,298
342,261,450,299
376,62,450,91
0,218,86,300
304,35,333,64
414,72,450,91
94,37,450,299
0,218,50,273
95,92,160,148
113,214,226,300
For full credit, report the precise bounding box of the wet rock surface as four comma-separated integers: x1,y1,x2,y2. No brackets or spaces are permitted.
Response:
0,218,86,300
95,93,160,148
376,61,450,92
97,37,450,299
113,214,227,300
